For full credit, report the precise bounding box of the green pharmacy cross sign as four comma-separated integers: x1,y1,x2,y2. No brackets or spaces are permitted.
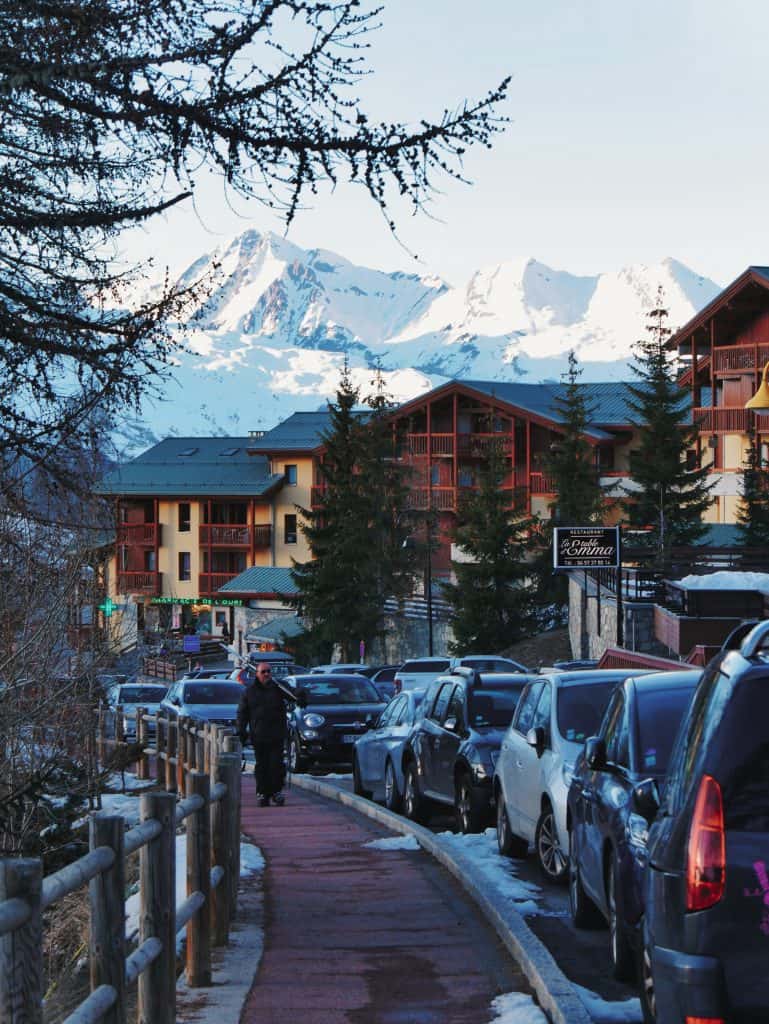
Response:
98,597,115,618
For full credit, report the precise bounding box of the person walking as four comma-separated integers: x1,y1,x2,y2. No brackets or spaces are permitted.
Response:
237,661,297,806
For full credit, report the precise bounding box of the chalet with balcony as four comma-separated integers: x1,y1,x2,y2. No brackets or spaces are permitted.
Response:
671,266,769,523
388,379,645,574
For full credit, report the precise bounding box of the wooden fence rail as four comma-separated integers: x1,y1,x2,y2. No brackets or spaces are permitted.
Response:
0,713,242,1024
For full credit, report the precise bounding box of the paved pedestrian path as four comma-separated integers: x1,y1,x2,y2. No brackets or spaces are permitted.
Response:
239,779,534,1024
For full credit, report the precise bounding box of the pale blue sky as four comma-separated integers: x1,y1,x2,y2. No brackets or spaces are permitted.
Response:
125,0,769,289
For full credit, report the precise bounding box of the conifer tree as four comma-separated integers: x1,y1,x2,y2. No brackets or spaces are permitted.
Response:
291,363,417,661
547,351,604,526
444,441,538,652
736,424,769,548
623,289,714,562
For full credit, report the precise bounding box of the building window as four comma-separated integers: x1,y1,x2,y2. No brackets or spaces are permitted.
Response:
284,514,297,544
144,550,156,572
285,464,298,486
178,552,191,581
178,502,191,532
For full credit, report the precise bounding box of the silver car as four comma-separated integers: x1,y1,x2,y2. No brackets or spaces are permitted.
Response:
493,669,651,883
105,682,168,739
352,689,425,811
159,679,244,728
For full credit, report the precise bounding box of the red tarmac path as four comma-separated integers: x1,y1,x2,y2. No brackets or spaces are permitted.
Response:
239,779,533,1024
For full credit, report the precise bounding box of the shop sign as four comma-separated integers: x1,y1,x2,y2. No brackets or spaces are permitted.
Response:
150,597,243,606
553,526,620,570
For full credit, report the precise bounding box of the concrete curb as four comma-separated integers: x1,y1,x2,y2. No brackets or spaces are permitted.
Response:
291,773,592,1024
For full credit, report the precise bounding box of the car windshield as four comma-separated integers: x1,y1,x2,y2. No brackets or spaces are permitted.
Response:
557,681,619,743
117,686,166,703
636,686,697,775
300,677,381,705
469,690,520,728
182,683,243,705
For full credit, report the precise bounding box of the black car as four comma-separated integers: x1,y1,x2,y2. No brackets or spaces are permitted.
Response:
566,669,700,980
639,620,769,1024
286,674,387,772
401,672,532,832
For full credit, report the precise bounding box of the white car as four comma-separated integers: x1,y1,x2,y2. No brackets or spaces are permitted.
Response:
493,669,651,883
392,657,454,692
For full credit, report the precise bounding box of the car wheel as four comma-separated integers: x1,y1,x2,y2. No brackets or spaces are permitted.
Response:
352,754,371,798
568,830,602,928
288,734,306,774
535,803,569,884
607,856,634,981
455,773,486,834
497,797,528,858
638,928,656,1024
403,762,429,824
384,759,402,813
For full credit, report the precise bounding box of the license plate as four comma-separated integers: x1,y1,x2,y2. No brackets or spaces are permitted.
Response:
342,734,359,744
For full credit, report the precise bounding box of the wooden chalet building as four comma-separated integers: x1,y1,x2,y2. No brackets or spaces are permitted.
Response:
670,265,769,524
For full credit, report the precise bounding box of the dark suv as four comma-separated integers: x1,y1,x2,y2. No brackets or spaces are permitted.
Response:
401,670,533,832
640,620,769,1024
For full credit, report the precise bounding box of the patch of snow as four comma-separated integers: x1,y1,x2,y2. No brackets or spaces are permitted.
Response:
486,992,549,1024
364,835,420,851
573,983,642,1023
679,571,769,594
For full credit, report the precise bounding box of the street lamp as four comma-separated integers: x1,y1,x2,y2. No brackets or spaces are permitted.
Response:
746,361,769,410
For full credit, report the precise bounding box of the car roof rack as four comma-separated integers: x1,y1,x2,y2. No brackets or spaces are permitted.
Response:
738,620,769,659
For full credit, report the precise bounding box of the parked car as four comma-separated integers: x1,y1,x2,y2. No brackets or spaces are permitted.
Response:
401,672,530,832
566,669,701,980
366,665,402,701
104,682,168,739
352,689,426,810
457,655,529,674
639,621,769,1024
286,674,387,772
309,663,370,675
393,657,454,693
159,679,244,727
494,669,652,883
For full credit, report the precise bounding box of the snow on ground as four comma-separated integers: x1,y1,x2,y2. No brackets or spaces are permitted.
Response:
574,984,641,1023
365,834,420,851
486,991,549,1023
680,570,769,594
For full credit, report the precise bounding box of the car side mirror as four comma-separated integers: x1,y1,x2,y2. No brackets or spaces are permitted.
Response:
526,726,546,758
171,696,181,707
444,715,458,732
631,777,661,822
584,736,608,771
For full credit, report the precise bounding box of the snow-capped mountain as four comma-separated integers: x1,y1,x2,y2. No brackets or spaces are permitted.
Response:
125,230,721,452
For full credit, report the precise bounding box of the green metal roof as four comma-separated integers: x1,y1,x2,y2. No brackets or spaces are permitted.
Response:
244,614,305,643
246,412,333,453
217,566,299,595
97,436,284,497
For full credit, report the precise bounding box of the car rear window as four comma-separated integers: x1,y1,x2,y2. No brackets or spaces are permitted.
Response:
718,675,769,833
557,681,619,743
300,677,381,704
400,660,450,673
635,686,696,775
182,683,243,704
117,686,167,703
470,690,520,728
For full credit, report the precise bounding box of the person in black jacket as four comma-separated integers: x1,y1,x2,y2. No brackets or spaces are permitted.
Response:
237,662,295,806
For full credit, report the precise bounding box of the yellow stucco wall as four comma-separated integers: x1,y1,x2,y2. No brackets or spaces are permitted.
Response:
158,499,201,598
271,456,313,566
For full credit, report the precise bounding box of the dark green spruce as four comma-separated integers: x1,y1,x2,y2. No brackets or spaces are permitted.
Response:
736,423,769,548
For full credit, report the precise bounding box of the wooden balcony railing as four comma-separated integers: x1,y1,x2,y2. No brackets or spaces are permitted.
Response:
692,407,753,432
117,571,162,596
456,434,514,457
199,524,250,546
117,523,160,545
530,471,557,494
712,344,769,374
199,572,240,595
253,524,271,548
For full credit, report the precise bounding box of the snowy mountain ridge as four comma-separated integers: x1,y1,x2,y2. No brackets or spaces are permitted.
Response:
126,231,722,453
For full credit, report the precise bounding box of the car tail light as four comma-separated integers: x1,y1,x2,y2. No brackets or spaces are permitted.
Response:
394,678,402,694
686,774,725,912
685,1018,725,1024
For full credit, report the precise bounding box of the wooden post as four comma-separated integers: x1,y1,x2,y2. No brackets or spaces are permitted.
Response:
176,717,187,791
136,706,148,781
223,736,242,918
89,816,126,1024
0,858,43,1024
165,718,177,794
115,705,125,745
155,714,165,786
186,770,211,986
211,753,239,945
97,705,106,767
138,792,176,1024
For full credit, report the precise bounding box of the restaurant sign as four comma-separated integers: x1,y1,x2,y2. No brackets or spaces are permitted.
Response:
553,526,620,570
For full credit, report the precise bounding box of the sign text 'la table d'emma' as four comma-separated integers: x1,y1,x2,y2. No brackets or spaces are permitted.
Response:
553,526,620,570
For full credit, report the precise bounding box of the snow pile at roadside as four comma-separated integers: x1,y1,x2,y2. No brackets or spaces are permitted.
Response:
679,571,769,593
487,991,548,1023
